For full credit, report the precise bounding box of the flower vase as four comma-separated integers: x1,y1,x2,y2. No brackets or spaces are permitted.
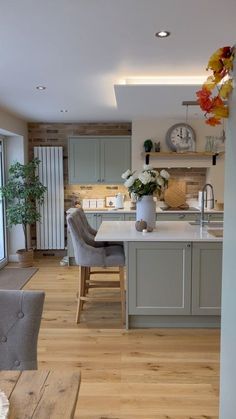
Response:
136,195,156,229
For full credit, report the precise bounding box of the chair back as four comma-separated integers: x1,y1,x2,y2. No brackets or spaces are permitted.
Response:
0,290,45,370
76,207,97,236
67,210,106,266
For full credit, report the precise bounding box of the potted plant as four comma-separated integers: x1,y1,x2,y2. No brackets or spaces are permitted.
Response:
0,158,47,267
143,139,153,152
122,165,170,229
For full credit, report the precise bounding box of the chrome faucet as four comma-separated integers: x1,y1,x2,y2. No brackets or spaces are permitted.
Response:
200,183,215,226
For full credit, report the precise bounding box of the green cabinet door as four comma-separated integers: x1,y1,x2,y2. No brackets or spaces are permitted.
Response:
68,137,100,184
128,241,192,315
100,137,131,184
191,242,222,315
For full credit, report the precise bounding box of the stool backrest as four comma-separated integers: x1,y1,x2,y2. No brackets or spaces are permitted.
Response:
67,210,105,266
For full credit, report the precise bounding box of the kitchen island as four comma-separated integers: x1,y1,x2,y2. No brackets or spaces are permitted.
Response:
95,221,223,329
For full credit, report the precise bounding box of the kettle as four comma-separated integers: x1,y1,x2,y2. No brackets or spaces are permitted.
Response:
115,193,124,209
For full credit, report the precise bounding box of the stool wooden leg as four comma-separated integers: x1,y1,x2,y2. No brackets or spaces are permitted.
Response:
76,266,85,323
82,267,90,308
119,266,125,325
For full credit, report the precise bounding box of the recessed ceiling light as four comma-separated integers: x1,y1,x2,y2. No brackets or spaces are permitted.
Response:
36,85,46,90
155,31,170,38
60,109,68,113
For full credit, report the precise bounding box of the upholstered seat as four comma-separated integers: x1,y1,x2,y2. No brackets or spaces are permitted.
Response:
0,290,45,370
67,209,125,324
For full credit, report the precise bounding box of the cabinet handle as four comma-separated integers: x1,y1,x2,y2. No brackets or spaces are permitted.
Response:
186,243,191,248
179,214,185,219
97,179,101,182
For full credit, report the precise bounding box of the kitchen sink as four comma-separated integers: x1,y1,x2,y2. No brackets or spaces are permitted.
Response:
160,206,199,212
189,221,224,228
207,229,224,238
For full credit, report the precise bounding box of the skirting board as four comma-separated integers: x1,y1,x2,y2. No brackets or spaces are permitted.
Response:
128,315,221,329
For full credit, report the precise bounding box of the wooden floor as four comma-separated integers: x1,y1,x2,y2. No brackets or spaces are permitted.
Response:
23,257,220,419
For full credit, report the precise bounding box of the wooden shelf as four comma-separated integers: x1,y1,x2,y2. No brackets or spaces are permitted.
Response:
143,151,225,165
144,151,224,157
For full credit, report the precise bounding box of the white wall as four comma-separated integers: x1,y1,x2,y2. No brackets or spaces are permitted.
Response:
220,64,236,418
0,108,28,261
132,118,224,201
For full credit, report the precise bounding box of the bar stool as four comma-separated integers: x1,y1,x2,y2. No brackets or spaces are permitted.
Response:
67,210,126,324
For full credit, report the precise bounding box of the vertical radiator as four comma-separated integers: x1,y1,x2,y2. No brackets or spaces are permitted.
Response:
34,146,64,249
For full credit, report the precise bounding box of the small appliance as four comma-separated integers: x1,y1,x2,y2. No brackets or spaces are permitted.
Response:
115,193,124,209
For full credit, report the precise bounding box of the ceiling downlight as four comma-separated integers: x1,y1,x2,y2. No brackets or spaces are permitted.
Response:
155,31,170,38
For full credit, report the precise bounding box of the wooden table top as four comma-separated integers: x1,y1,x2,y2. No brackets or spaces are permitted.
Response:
0,370,81,418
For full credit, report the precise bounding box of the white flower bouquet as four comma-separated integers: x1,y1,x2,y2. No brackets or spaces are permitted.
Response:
121,164,170,199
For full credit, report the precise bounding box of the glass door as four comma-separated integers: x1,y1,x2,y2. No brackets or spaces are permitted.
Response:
0,138,7,268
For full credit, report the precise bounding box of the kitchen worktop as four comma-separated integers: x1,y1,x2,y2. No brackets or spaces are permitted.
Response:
95,220,223,242
67,206,223,215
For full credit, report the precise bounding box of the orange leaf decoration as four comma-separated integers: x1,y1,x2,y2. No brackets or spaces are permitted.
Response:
206,117,222,126
197,45,234,125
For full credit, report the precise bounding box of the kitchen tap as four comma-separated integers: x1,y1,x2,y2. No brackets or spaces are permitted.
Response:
200,183,215,226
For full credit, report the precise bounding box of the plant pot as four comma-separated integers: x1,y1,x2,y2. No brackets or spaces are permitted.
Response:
136,195,156,229
17,248,34,268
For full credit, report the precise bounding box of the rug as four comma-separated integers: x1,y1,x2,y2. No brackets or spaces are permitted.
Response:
0,267,38,290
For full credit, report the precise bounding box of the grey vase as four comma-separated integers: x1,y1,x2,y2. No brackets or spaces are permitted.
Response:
136,195,156,229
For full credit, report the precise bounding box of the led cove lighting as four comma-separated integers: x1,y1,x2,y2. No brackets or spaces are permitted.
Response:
121,76,206,85
155,31,170,38
36,85,46,90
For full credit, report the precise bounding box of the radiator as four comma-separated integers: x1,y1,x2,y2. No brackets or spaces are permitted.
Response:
34,146,65,249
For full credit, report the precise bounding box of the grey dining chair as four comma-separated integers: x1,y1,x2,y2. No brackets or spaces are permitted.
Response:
67,209,125,324
0,290,45,370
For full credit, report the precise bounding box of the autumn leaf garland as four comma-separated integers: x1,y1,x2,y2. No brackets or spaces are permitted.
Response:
196,46,235,126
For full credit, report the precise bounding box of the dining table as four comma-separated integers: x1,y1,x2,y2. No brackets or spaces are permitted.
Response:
0,370,81,418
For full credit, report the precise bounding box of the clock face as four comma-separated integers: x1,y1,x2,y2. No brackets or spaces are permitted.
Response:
166,123,196,152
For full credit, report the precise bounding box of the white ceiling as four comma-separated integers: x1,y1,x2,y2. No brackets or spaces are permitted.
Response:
0,0,235,122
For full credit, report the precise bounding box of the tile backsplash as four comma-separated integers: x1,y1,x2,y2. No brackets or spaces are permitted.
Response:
65,184,128,210
156,167,207,200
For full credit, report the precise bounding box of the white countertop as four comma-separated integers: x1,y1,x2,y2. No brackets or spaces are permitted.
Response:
67,207,223,215
95,221,223,242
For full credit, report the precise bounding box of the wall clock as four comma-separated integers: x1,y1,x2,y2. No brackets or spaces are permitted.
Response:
165,123,196,152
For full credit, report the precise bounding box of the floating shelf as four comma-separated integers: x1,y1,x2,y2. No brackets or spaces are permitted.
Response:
143,151,225,166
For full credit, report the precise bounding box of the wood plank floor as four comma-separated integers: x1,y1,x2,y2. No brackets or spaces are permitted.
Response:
23,257,220,419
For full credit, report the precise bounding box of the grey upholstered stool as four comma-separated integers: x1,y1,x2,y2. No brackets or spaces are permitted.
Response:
75,207,123,247
67,209,126,324
0,290,45,370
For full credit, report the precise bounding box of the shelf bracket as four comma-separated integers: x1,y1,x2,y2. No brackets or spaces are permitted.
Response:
212,153,218,166
145,153,150,165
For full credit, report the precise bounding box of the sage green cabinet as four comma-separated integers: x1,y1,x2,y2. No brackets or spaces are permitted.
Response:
96,213,124,229
128,242,192,315
124,214,136,221
156,213,198,222
191,242,222,315
127,240,222,317
68,136,131,184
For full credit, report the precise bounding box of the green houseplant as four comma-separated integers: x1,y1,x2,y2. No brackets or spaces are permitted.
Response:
143,139,153,152
0,158,47,266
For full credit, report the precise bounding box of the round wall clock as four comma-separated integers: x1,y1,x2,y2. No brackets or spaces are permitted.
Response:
165,123,196,152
